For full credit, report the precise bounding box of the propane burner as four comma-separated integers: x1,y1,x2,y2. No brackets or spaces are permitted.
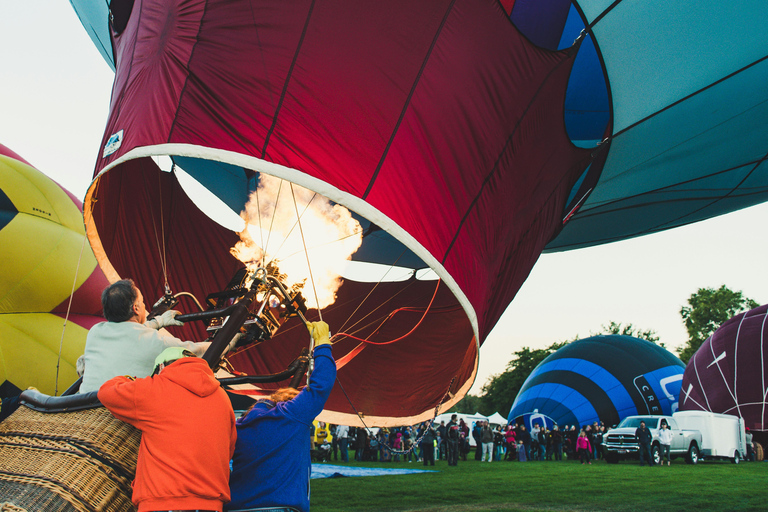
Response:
203,265,308,344
163,265,312,382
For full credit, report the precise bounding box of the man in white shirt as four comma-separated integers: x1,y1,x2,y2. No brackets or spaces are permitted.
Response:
79,279,210,393
336,424,350,462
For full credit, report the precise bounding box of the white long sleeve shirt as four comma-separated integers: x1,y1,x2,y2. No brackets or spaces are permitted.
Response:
80,321,209,393
658,428,673,445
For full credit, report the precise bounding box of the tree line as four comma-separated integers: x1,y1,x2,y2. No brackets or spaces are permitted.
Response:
452,285,759,417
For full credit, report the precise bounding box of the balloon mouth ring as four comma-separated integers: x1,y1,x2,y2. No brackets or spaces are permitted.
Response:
87,143,480,345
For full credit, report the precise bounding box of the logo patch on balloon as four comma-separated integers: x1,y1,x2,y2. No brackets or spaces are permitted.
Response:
102,130,123,158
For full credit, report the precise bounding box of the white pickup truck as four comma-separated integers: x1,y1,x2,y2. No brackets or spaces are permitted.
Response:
603,415,702,464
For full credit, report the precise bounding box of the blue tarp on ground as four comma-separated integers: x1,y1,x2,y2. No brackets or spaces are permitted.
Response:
310,464,437,479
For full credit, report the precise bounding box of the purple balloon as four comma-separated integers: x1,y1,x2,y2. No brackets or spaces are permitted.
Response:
680,304,768,446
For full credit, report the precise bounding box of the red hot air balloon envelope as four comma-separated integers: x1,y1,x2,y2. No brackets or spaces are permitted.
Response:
68,0,768,425
680,304,768,446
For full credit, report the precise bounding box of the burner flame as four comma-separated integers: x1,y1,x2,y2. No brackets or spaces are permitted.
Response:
230,175,362,309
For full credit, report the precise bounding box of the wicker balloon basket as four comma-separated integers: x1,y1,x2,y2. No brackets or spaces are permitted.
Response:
0,405,140,512
754,442,764,462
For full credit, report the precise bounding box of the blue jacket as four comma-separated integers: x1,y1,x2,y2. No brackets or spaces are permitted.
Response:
227,344,336,512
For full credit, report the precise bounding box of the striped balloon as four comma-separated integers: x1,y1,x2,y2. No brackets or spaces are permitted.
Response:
509,335,685,429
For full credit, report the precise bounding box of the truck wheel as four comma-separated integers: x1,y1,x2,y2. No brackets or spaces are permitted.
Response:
686,444,699,465
651,445,661,465
605,453,619,464
732,450,740,464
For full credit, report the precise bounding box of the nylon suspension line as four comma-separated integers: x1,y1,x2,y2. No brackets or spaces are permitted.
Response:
272,232,416,338
148,165,171,294
331,279,442,373
334,278,441,347
241,272,415,348
290,182,322,322
264,187,317,269
54,233,88,396
231,229,397,356
269,227,396,336
262,178,283,262
269,245,429,344
254,181,265,267
335,248,411,336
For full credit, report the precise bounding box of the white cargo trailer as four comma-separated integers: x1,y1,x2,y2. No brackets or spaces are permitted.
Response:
673,411,746,463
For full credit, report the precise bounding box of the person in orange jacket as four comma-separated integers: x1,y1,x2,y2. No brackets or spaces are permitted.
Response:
99,347,237,512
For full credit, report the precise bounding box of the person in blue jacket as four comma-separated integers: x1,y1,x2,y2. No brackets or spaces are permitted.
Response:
227,321,336,512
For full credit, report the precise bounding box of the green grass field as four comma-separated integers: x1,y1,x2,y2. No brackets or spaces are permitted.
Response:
311,456,766,511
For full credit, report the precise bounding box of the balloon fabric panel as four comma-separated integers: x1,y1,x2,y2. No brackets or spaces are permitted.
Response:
585,0,768,134
525,358,634,422
643,366,684,415
547,0,768,251
513,383,598,428
0,153,108,315
0,314,86,396
680,304,768,438
509,0,572,51
50,267,110,316
514,372,618,426
0,188,16,231
70,0,768,255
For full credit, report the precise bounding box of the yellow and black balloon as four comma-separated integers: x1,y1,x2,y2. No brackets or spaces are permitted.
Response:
0,143,108,397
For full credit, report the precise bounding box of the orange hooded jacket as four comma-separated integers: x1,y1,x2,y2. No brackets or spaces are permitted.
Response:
99,357,236,512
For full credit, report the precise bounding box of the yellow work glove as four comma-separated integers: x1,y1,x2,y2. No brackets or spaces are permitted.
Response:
306,321,331,347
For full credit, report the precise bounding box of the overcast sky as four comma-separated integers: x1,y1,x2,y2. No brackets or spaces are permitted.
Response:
3,3,766,399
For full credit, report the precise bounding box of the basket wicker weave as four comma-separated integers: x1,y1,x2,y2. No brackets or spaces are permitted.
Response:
0,406,140,512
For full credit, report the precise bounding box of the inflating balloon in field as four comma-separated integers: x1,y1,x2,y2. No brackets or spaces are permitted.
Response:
509,335,685,429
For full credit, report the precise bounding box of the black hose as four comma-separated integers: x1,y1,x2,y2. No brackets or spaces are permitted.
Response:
218,349,309,386
176,304,238,323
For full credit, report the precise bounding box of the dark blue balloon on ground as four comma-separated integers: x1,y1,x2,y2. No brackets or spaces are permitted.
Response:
509,335,685,429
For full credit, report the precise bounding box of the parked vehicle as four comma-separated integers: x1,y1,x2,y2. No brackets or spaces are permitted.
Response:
603,415,702,464
673,411,746,463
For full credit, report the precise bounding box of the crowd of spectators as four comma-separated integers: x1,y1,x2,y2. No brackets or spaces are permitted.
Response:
310,417,610,465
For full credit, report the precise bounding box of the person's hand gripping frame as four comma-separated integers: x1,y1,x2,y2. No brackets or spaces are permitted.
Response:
306,321,331,349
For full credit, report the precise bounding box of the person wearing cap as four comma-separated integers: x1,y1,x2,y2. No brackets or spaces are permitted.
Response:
80,279,211,393
226,321,336,512
99,347,237,512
